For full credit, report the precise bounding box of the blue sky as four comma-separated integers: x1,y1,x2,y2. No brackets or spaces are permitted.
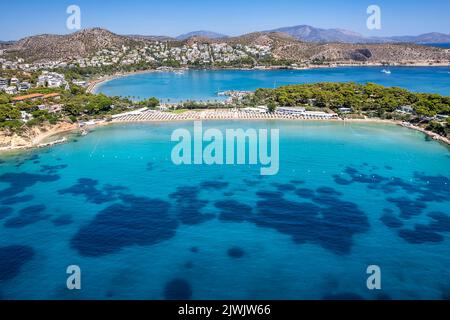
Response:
1,0,449,40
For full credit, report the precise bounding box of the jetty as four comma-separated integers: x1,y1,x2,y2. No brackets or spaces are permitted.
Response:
36,137,67,149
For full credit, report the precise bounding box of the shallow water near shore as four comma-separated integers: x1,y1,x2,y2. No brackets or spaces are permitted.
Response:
0,120,449,300
94,67,450,101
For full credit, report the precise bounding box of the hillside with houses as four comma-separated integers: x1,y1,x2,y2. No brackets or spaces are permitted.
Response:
1,28,450,72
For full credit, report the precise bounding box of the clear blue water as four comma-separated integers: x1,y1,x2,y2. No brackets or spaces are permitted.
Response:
0,121,449,300
94,67,450,101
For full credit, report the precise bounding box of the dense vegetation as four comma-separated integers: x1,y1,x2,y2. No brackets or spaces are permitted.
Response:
0,101,21,130
245,82,450,117
242,82,450,136
180,100,229,109
0,85,160,132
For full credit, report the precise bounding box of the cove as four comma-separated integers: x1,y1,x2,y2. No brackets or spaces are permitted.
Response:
94,67,450,101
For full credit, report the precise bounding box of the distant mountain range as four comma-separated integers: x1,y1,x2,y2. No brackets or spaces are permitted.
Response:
171,25,450,44
3,25,450,45
266,25,450,44
138,25,450,44
126,34,174,42
176,31,228,41
267,25,369,43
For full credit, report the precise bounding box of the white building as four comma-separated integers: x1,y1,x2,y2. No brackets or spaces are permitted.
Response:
48,79,63,88
0,78,7,91
18,82,31,91
277,107,307,115
72,80,87,87
396,105,415,114
5,86,17,95
38,72,68,88
20,111,33,122
242,106,269,113
276,107,337,119
338,107,353,113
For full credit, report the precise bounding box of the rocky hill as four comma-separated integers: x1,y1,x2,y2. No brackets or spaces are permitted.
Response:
222,32,450,64
6,28,143,61
4,28,450,65
273,42,450,64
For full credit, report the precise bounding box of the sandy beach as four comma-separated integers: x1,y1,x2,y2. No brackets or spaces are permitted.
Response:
0,109,448,155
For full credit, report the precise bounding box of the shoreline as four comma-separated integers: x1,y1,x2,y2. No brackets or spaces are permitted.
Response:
398,122,450,145
0,122,79,155
87,69,162,94
104,116,450,147
87,62,450,94
0,113,448,155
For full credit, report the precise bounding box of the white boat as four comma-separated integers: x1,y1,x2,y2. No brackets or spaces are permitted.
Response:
381,69,392,74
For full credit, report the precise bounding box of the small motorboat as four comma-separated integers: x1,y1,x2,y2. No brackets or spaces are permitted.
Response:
381,69,392,74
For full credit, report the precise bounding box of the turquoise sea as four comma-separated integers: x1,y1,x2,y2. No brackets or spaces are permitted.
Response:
94,67,450,101
0,121,449,300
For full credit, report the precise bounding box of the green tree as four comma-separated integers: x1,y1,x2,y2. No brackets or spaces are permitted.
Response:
267,101,277,113
426,121,446,136
0,104,21,122
143,97,160,109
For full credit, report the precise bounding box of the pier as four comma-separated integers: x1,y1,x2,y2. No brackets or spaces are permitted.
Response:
36,137,68,149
